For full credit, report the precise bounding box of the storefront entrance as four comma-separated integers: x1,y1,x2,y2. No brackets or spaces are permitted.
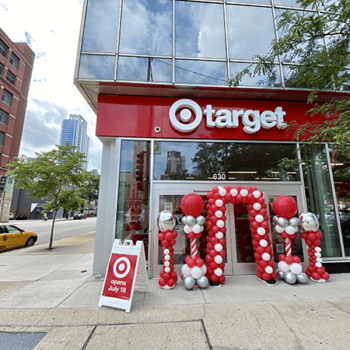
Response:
150,182,306,278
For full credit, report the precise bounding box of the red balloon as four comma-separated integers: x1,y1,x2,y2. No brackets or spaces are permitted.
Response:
278,254,286,261
158,278,166,287
219,275,225,284
181,193,204,217
271,272,277,279
311,272,321,280
272,196,298,219
259,260,268,268
262,272,271,281
322,272,330,280
163,273,171,282
210,274,219,283
168,278,175,287
284,256,293,265
293,256,301,264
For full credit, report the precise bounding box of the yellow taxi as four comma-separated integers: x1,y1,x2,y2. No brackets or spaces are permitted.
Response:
0,225,37,252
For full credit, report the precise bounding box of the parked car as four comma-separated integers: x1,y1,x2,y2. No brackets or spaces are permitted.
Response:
73,213,86,220
9,212,14,220
0,225,37,252
15,213,27,220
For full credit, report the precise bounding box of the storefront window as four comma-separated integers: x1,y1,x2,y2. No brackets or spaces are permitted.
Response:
302,145,342,257
78,55,115,80
119,0,172,56
116,141,150,259
175,1,226,59
330,146,350,256
154,141,300,182
82,0,120,53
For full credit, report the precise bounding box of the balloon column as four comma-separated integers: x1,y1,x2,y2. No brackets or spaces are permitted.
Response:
157,211,178,289
299,212,330,282
180,194,209,289
206,186,276,285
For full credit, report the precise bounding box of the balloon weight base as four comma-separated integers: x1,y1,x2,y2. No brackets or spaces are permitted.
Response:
257,277,277,286
209,281,222,287
162,285,175,290
310,277,326,283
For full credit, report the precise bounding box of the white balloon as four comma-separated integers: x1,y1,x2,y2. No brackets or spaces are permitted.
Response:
257,227,266,235
215,232,224,239
315,247,322,252
164,261,170,267
253,203,261,211
315,262,322,268
219,188,226,196
262,253,270,261
181,264,191,276
164,255,170,261
192,224,201,233
164,249,169,255
278,261,290,272
230,189,238,197
316,258,323,263
255,215,264,223
290,263,302,275
184,225,192,234
165,267,170,273
215,199,223,207
214,243,223,252
275,225,285,233
215,210,223,218
214,255,223,264
265,266,273,274
259,239,268,247
253,190,261,198
240,189,248,197
214,268,223,277
200,225,204,232
285,226,296,235
200,265,207,275
217,220,225,228
315,252,322,258
191,266,202,279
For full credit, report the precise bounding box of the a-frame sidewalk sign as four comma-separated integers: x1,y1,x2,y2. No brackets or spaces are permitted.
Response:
98,239,148,313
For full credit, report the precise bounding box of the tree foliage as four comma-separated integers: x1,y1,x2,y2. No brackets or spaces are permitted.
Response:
7,143,90,250
228,0,350,154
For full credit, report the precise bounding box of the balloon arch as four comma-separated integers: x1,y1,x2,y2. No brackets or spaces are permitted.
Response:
157,185,330,289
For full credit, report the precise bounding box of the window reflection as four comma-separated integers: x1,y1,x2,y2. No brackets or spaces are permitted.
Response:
175,1,226,59
330,146,350,256
119,0,172,56
117,57,172,82
82,0,120,52
230,63,282,87
116,141,150,259
78,55,115,80
175,60,227,85
227,5,275,60
302,146,342,257
154,142,300,181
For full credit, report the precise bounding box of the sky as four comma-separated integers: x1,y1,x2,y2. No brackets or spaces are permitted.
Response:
0,0,102,172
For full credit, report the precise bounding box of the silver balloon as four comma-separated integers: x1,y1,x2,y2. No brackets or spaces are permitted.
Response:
273,215,279,224
183,276,196,290
157,210,176,231
196,276,209,289
196,215,206,225
181,274,187,281
185,215,196,226
289,217,301,227
277,217,289,227
297,273,309,284
181,216,186,225
299,212,319,232
284,271,297,284
277,270,285,280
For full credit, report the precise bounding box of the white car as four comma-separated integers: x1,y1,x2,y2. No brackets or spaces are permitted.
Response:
9,212,14,220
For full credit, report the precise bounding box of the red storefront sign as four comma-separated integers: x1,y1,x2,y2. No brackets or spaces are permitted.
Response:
96,95,328,141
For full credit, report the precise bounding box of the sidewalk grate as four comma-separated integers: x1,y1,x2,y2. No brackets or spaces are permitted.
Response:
0,331,46,350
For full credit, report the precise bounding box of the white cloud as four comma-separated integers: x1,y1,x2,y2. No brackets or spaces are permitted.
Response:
0,0,102,171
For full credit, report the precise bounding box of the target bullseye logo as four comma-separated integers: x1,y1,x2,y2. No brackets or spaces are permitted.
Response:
113,257,131,278
169,99,202,133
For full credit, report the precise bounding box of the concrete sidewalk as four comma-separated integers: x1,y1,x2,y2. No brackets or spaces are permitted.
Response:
1,232,350,349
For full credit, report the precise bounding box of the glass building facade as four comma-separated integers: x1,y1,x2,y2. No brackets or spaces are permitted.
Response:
75,0,350,278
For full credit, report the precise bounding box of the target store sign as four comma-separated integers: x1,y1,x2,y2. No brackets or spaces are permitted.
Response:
102,253,137,300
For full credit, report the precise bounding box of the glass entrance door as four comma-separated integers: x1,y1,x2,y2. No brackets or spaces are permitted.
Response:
150,182,306,278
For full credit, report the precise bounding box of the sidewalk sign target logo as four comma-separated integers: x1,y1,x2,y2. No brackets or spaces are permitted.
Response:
102,253,138,300
113,257,131,278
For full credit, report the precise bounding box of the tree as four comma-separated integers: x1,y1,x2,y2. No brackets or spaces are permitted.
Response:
228,0,350,156
7,144,90,250
80,172,100,214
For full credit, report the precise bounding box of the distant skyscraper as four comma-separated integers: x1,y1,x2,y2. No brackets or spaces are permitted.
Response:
59,114,89,168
